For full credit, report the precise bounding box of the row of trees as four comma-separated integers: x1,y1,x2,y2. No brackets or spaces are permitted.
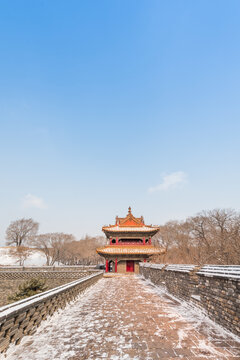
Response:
5,208,240,266
153,208,240,265
5,218,106,265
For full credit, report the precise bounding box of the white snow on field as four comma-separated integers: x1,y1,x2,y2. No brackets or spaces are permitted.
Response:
0,247,46,266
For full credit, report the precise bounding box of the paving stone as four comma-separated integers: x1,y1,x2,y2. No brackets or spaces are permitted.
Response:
6,276,240,359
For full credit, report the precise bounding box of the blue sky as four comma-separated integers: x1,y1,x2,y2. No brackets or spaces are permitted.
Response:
0,0,240,244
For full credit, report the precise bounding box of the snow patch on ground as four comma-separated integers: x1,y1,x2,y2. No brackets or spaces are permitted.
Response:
196,339,225,357
176,329,188,349
6,276,240,360
139,276,240,344
7,280,107,360
0,247,46,266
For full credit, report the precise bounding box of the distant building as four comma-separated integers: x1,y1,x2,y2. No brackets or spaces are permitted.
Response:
96,207,164,274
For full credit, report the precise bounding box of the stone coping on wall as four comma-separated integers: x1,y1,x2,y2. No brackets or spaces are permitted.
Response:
165,264,197,273
140,263,198,273
141,263,165,270
140,263,240,278
0,271,95,280
0,265,99,272
197,265,240,280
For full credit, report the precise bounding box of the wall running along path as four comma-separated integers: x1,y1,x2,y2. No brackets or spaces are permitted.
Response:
1,265,240,359
140,264,240,337
0,266,100,307
0,271,103,354
5,275,240,360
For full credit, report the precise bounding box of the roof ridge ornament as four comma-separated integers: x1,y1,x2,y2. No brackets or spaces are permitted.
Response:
103,208,159,231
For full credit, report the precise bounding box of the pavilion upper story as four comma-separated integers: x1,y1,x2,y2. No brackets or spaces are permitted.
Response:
102,206,160,245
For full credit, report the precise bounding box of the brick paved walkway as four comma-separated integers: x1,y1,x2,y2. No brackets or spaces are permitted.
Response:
7,276,240,360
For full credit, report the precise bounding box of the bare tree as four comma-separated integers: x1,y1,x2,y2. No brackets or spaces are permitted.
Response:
31,233,106,266
187,209,240,265
54,235,106,265
152,220,193,264
231,215,240,264
151,208,240,265
6,218,39,247
50,233,75,265
208,209,238,264
73,235,106,265
30,234,53,266
9,246,32,266
31,233,75,265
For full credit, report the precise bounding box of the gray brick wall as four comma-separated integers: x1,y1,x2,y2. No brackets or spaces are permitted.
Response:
0,270,96,307
140,264,240,337
0,272,103,354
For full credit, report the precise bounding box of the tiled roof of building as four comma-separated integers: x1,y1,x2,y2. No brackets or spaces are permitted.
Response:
102,207,160,234
96,245,164,255
102,225,159,233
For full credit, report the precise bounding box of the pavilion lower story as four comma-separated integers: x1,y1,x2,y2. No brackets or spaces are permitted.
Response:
105,256,146,274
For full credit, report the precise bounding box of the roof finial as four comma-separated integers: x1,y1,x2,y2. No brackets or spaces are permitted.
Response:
128,206,132,214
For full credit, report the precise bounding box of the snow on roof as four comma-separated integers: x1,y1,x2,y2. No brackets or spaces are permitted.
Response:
102,225,159,233
102,208,160,234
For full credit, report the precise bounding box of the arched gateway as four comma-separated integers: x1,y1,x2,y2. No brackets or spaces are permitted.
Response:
96,207,165,274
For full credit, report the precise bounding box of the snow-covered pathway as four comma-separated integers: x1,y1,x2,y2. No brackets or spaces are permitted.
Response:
6,276,240,360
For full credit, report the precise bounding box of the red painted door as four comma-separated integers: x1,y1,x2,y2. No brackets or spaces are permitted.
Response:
126,260,134,272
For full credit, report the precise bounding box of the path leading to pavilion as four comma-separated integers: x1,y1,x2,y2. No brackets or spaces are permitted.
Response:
6,276,240,360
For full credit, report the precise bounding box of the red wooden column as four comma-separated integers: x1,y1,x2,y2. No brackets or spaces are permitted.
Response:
110,237,112,245
105,259,109,272
116,237,119,244
115,258,118,273
144,258,146,263
143,237,145,245
149,237,151,245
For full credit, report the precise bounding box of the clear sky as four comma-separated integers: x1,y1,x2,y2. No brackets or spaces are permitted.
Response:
0,0,240,244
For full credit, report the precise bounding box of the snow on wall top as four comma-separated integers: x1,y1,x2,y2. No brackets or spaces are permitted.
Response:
197,265,240,280
139,263,165,270
140,263,240,279
140,263,196,273
0,271,103,319
165,264,197,273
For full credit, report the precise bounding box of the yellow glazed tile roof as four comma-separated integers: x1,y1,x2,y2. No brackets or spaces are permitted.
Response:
96,245,164,255
102,225,159,233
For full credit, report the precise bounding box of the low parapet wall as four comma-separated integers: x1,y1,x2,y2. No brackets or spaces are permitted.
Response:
0,265,98,272
140,264,240,337
0,270,93,280
0,269,99,307
0,271,103,354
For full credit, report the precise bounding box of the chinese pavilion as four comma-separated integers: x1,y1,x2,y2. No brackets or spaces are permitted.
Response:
96,207,164,274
